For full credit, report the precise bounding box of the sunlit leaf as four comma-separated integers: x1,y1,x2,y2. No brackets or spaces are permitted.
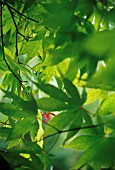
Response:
98,93,115,115
73,137,115,169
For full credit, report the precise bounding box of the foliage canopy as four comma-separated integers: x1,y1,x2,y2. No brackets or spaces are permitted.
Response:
0,0,115,169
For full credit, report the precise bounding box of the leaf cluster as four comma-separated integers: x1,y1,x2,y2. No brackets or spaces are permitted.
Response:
0,0,115,169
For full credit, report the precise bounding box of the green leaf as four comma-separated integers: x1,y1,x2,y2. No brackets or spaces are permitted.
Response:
34,82,70,103
98,94,115,115
63,110,83,144
101,112,115,129
3,90,28,109
73,137,115,169
85,88,108,105
42,1,73,29
36,97,69,111
30,121,39,141
0,150,33,169
64,135,100,150
23,139,43,155
102,9,115,23
84,29,115,57
43,47,69,66
22,0,35,12
65,57,79,81
0,127,11,138
87,57,115,91
81,87,87,104
20,40,42,60
8,118,34,140
28,93,38,114
2,90,37,115
0,61,9,71
29,153,44,170
0,103,31,118
63,78,81,105
44,109,83,136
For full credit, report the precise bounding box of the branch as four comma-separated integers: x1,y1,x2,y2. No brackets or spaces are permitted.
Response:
45,134,59,154
80,106,92,115
0,3,25,88
38,116,59,132
5,2,40,24
7,5,28,41
19,62,37,73
2,1,50,31
42,124,101,141
0,121,10,126
7,6,18,57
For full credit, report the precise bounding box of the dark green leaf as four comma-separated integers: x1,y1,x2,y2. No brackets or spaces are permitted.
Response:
37,97,69,111
63,78,81,105
22,0,35,12
44,109,83,136
8,118,34,140
34,82,70,102
81,88,87,104
0,103,31,118
0,127,11,138
23,139,43,155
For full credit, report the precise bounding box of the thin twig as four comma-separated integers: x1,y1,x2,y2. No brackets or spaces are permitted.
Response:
5,2,40,23
0,121,10,126
38,116,59,132
0,3,24,88
19,62,37,73
45,134,59,154
7,5,21,56
2,1,40,23
80,106,93,115
7,5,28,41
42,124,101,141
2,0,50,31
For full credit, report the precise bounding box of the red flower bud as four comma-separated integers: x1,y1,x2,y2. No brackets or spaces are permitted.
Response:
42,112,55,123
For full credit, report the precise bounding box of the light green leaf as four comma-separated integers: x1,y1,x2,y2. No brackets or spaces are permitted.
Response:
73,137,115,169
84,29,115,57
64,135,100,150
101,112,115,129
21,40,42,60
98,93,115,115
87,57,115,91
85,88,108,105
65,57,79,81
43,47,69,66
